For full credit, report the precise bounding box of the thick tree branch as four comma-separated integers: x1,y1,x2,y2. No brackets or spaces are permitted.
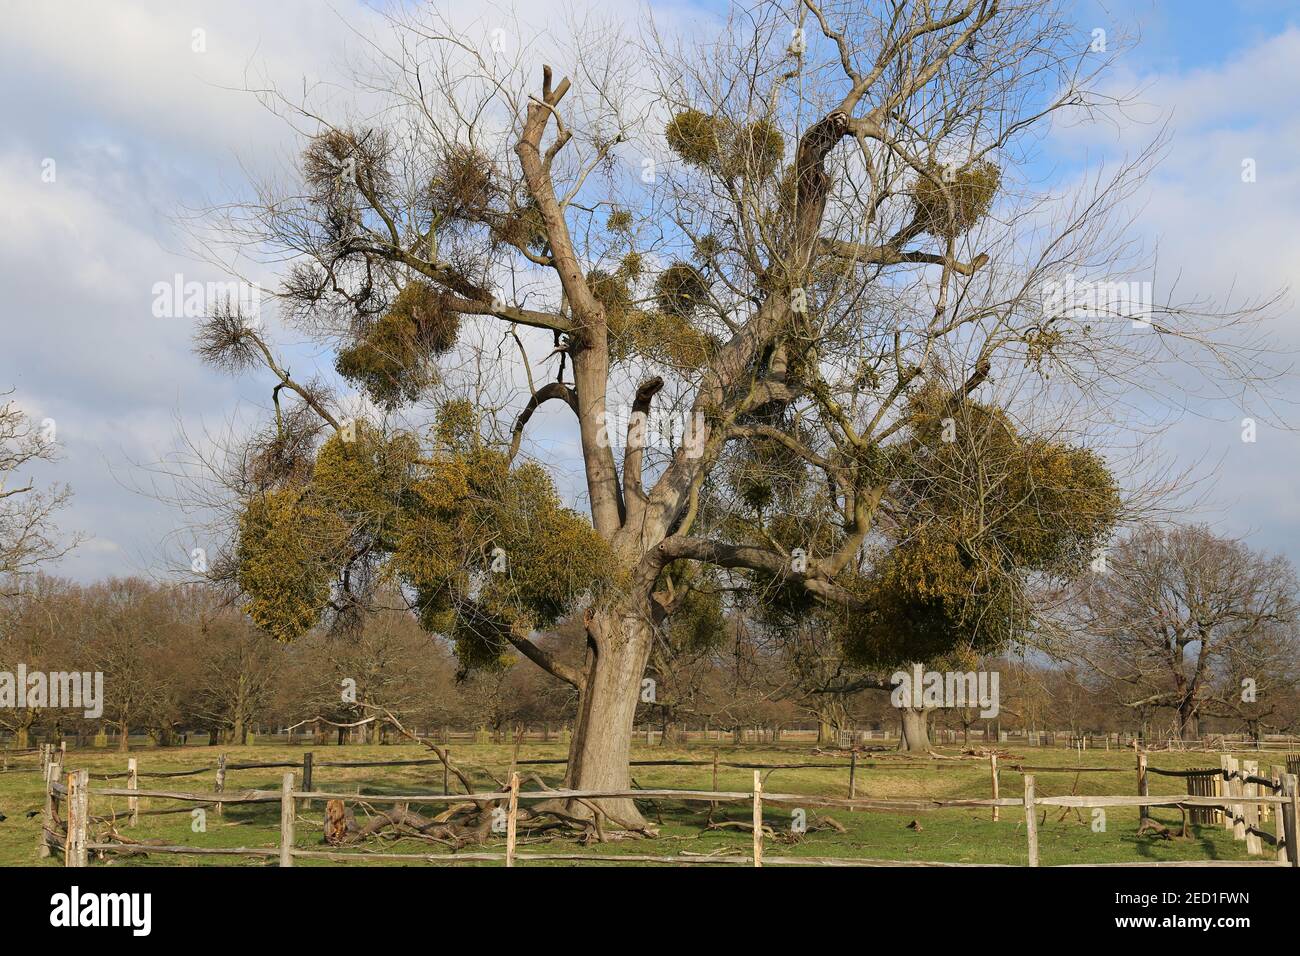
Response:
507,382,579,464
516,65,622,537
621,376,665,525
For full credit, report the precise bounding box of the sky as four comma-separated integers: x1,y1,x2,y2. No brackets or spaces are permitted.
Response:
2,0,1299,584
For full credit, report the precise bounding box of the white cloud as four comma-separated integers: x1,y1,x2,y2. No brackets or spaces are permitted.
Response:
1051,26,1300,559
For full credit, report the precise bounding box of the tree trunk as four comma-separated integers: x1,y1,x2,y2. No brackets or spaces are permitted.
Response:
1176,701,1199,740
562,611,653,829
817,719,833,745
117,718,130,752
898,707,933,753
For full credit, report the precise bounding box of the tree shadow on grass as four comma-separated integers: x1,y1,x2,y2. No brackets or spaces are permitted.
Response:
1129,812,1224,862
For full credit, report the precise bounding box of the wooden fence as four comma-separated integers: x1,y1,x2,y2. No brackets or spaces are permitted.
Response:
38,755,1300,869
31,744,1300,856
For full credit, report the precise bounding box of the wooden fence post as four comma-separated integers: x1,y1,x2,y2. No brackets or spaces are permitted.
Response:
1272,770,1288,864
752,770,763,867
48,749,63,852
1136,752,1149,823
63,769,76,865
1220,757,1233,830
1227,757,1246,842
990,753,999,822
848,751,858,801
66,769,88,867
279,772,295,867
443,748,450,795
1282,774,1299,869
711,749,719,813
302,752,313,810
215,752,227,816
1241,759,1262,855
127,757,139,827
1023,774,1039,867
505,772,520,868
36,762,56,858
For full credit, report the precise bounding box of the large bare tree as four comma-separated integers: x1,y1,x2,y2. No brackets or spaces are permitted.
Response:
185,1,1280,829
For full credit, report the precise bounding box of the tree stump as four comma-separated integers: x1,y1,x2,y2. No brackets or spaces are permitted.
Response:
324,799,353,845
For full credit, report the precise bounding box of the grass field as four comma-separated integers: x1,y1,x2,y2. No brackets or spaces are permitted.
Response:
0,741,1281,867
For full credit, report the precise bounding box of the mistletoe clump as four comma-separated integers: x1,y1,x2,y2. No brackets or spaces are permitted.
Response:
654,261,709,317
235,488,348,642
393,446,614,671
840,393,1120,666
428,144,496,222
666,110,784,179
335,282,460,409
231,409,613,671
594,262,718,369
391,405,613,670
913,160,1001,239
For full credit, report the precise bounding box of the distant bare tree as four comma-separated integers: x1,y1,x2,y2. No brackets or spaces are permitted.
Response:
192,615,281,746
1057,525,1299,740
0,393,78,592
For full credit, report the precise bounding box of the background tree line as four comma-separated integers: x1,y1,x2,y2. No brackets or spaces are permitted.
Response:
3,521,1296,749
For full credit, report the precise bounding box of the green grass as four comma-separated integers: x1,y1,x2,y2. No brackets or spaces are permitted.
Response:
0,741,1277,867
